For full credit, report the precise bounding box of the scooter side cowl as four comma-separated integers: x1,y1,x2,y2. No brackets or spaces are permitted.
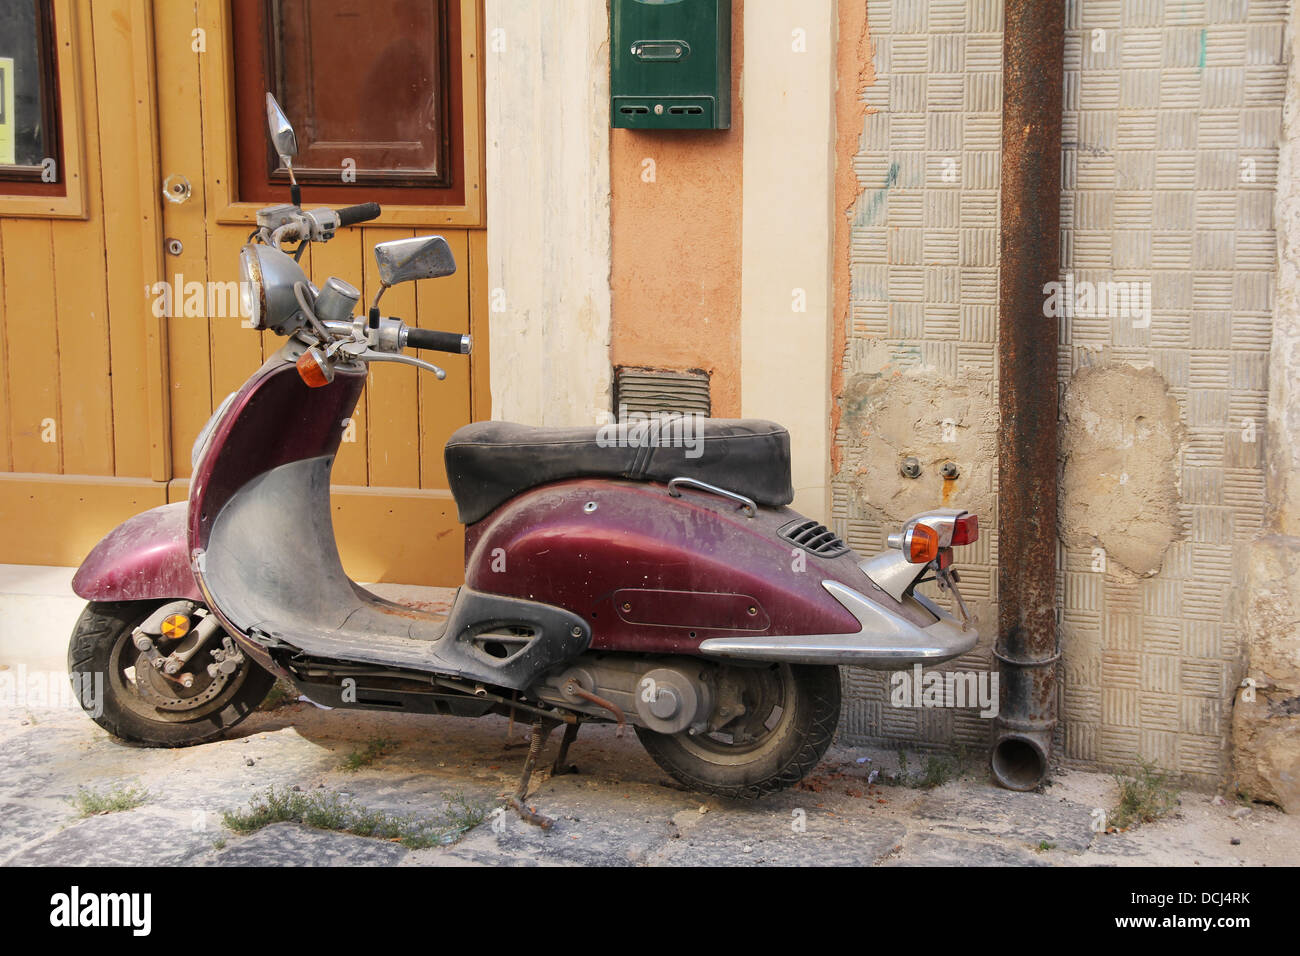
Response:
464,478,936,656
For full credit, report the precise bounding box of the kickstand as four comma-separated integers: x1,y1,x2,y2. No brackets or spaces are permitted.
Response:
502,702,531,750
551,721,581,776
504,717,560,829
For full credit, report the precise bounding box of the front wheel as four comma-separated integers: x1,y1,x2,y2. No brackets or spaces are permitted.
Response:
67,601,275,747
635,663,840,798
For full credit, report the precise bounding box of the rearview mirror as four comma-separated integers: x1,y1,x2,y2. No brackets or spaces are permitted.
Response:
374,236,457,287
265,93,298,166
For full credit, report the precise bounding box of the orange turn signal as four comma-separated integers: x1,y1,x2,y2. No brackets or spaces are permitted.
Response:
906,523,940,563
296,347,334,388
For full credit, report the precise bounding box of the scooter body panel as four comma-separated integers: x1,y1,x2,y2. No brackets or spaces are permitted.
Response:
188,356,365,555
71,502,202,603
464,479,933,655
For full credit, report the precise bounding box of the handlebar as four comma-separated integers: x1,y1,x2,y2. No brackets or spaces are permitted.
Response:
337,202,382,227
405,327,471,355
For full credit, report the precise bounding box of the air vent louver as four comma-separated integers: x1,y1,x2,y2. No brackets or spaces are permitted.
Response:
614,367,711,419
779,518,850,558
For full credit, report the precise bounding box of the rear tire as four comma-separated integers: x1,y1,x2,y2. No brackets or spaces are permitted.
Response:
67,601,275,747
634,663,840,798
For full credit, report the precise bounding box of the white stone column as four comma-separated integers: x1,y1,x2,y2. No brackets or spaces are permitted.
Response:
1234,0,1300,812
484,0,613,425
739,1,837,521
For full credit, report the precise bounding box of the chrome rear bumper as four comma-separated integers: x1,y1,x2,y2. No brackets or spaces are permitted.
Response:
697,579,977,668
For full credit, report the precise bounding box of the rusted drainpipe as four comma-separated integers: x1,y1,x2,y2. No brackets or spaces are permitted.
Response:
991,0,1065,791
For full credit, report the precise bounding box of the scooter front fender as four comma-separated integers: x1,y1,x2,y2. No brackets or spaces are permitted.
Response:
71,502,202,603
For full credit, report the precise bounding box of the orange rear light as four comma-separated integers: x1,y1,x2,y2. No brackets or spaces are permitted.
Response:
951,513,979,546
907,524,940,563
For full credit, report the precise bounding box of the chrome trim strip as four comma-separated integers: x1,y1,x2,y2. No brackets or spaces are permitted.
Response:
859,549,926,603
697,579,978,668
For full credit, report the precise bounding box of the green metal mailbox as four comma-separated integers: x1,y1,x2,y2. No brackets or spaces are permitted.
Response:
610,0,731,130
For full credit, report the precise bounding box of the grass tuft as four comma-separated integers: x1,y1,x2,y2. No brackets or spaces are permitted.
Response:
221,786,489,849
887,749,964,789
1110,757,1180,830
70,783,149,817
339,736,402,772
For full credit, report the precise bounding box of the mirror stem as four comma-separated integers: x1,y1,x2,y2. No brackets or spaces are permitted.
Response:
283,161,300,207
369,284,389,321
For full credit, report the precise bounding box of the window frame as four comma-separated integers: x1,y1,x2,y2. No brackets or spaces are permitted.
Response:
257,0,455,192
0,0,62,187
211,0,483,227
0,0,87,219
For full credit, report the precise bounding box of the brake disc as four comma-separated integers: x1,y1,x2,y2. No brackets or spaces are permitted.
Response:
132,651,230,711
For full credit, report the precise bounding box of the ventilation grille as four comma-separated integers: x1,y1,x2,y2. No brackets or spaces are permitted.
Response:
614,367,711,420
779,518,850,558
470,626,536,663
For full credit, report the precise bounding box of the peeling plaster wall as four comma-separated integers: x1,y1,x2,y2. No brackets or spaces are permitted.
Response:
1059,364,1184,577
832,0,1288,786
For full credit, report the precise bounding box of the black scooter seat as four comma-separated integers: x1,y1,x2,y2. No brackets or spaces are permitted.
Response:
444,418,794,524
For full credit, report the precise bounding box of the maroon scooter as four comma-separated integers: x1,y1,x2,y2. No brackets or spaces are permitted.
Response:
67,96,980,798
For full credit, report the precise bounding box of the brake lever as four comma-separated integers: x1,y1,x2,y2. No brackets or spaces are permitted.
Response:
356,349,446,380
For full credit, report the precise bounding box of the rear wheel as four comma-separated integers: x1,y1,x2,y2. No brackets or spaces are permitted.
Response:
634,663,840,798
67,601,275,747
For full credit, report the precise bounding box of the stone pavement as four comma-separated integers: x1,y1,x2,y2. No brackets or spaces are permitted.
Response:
1,694,1295,867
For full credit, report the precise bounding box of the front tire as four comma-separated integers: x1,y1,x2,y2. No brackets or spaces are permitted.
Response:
67,601,275,747
635,663,840,798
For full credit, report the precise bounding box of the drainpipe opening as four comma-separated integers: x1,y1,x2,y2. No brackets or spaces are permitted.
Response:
990,733,1049,791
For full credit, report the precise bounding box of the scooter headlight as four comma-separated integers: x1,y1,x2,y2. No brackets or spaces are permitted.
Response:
238,244,264,329
239,243,308,335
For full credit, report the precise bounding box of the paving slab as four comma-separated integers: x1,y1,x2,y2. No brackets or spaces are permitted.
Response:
0,799,77,861
884,831,1052,867
5,808,215,866
208,823,409,867
910,784,1097,854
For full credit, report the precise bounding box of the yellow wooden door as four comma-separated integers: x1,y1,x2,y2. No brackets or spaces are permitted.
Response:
151,1,488,586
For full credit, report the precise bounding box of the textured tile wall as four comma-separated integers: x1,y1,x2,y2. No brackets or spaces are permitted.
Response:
832,0,1287,783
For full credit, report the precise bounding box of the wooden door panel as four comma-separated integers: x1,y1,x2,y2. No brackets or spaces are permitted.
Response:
155,0,213,479
417,228,470,489
360,225,420,488
147,1,483,585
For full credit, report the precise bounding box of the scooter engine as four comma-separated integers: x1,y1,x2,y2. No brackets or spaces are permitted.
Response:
532,656,715,735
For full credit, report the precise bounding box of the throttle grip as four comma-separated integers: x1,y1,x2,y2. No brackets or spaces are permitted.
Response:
405,328,471,354
337,202,382,227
